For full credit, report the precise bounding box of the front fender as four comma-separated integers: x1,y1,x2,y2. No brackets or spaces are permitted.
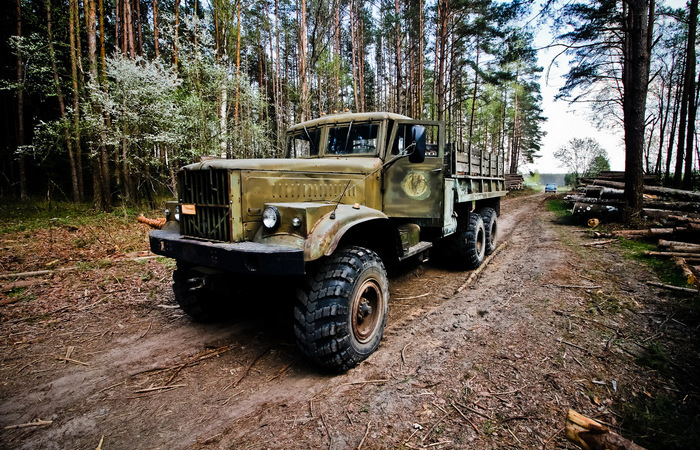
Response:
304,205,388,261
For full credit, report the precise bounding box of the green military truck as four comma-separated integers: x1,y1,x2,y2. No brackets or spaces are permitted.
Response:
150,112,506,371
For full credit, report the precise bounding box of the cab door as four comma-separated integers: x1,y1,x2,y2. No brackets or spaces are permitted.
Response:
382,120,444,220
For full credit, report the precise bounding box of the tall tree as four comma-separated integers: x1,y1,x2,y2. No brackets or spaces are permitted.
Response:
15,0,27,199
556,0,655,214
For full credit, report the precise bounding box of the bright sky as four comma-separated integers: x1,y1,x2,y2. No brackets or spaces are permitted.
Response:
526,0,687,175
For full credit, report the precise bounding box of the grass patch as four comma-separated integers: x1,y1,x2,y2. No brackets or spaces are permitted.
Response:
622,391,700,450
635,342,670,371
505,186,540,198
618,239,689,287
0,199,170,234
545,198,570,216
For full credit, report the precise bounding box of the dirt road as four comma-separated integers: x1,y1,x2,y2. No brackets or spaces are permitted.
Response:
1,194,697,449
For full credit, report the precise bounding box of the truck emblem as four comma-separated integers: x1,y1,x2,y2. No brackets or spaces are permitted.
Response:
401,170,430,200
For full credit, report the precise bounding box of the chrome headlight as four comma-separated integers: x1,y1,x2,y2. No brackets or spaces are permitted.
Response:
262,206,280,230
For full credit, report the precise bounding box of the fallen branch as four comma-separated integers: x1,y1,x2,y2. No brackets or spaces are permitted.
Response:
450,402,480,434
0,266,79,280
357,421,371,450
565,409,646,450
343,379,391,386
3,419,53,430
134,384,186,394
646,281,698,294
580,239,616,247
551,284,601,289
394,292,430,300
455,242,507,294
55,356,89,366
225,348,270,390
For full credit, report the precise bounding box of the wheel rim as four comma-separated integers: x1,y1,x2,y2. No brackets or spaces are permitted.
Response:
477,227,485,255
351,279,383,344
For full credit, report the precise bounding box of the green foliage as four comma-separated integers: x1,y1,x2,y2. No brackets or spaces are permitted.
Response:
617,239,689,287
622,391,700,449
553,137,609,177
635,342,670,371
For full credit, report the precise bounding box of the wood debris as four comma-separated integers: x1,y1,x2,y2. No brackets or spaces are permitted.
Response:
4,419,53,430
136,215,166,229
565,409,646,450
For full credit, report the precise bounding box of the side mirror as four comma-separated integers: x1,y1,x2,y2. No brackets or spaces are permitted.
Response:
409,125,426,163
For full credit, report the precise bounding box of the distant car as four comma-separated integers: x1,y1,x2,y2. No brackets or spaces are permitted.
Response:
544,183,557,193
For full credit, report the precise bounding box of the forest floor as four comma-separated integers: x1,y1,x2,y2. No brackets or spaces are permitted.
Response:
0,193,698,450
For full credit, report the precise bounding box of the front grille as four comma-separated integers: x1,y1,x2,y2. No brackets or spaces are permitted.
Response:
179,169,231,241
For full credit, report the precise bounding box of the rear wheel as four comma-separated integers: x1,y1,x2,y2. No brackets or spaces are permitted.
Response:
480,207,498,255
294,246,389,372
445,212,486,269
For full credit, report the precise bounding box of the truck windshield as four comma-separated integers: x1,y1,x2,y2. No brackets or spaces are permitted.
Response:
288,127,321,158
326,122,379,156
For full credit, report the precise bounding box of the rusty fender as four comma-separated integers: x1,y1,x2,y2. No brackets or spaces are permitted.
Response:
304,204,388,261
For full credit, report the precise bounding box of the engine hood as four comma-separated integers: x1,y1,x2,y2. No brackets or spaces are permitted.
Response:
182,157,383,175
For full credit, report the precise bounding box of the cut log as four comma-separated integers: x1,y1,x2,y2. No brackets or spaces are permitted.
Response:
565,409,646,450
672,257,697,286
645,201,700,213
644,250,700,258
573,202,621,218
667,215,700,224
641,209,677,221
592,179,700,201
658,240,700,252
614,228,679,237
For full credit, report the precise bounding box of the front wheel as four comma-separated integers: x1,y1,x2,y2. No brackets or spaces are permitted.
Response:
294,246,389,372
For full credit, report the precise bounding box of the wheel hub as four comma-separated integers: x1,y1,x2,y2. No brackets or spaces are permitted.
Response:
351,279,383,344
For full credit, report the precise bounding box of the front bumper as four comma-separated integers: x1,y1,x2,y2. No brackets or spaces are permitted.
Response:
149,229,306,275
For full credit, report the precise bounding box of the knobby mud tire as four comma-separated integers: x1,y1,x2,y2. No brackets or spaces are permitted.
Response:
294,246,389,372
448,212,486,270
480,207,498,255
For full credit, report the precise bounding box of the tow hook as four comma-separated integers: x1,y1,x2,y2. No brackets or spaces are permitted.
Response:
187,277,206,292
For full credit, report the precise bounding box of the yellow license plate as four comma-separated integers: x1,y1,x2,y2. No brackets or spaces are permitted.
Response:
181,204,196,215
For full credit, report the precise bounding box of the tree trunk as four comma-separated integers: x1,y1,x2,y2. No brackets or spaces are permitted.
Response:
394,0,402,115
436,0,448,121
174,0,179,66
622,0,654,214
682,0,699,189
46,0,80,202
69,0,85,201
15,0,27,200
135,0,142,56
297,0,309,120
153,0,159,58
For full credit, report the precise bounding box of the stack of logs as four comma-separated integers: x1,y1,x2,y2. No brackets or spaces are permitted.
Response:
567,178,700,222
568,174,700,289
505,173,524,190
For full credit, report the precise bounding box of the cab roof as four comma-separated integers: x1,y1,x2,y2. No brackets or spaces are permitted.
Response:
287,112,413,132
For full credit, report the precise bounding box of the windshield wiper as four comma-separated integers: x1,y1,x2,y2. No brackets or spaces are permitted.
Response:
303,125,317,155
342,120,354,154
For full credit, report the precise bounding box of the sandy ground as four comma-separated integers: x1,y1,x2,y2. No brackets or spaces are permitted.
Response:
1,193,698,449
